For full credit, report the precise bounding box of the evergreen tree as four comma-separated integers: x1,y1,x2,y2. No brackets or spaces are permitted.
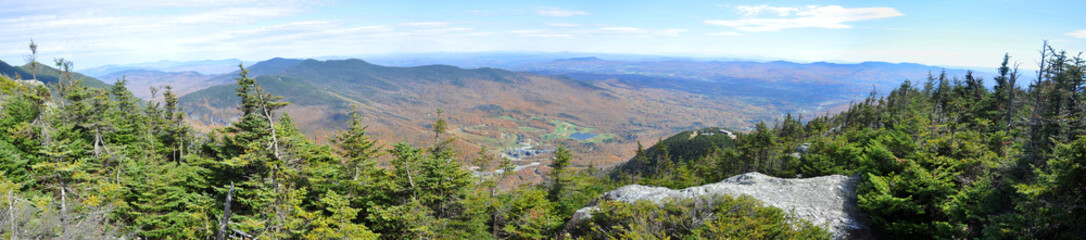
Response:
548,145,571,203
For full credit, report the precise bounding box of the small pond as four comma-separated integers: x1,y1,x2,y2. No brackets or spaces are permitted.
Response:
569,132,598,140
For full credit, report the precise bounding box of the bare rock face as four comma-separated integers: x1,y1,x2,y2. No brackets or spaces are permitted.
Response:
569,172,871,240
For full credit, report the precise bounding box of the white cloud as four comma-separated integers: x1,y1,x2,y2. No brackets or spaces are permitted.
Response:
466,10,493,16
706,31,743,37
656,29,688,37
1068,30,1086,38
412,27,473,35
401,22,451,28
600,27,646,33
547,22,582,27
534,7,589,17
0,0,508,68
510,29,573,38
706,5,903,32
176,7,300,24
735,4,798,16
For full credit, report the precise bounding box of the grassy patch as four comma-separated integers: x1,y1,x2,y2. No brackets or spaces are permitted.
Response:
542,120,606,142
518,127,544,132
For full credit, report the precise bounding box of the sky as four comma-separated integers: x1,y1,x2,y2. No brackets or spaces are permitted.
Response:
1,0,1084,71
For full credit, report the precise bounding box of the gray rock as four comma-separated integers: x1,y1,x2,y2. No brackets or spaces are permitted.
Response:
795,142,812,154
15,79,45,88
790,152,803,159
568,172,871,240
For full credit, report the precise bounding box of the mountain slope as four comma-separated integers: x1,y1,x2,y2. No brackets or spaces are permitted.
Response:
0,60,110,88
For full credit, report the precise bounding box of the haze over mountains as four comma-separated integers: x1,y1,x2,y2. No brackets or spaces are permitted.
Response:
79,59,254,77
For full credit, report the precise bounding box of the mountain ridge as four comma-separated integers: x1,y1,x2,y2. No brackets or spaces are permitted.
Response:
0,59,110,89
79,58,250,77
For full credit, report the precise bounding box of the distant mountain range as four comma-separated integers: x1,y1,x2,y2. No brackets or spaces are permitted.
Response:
516,57,982,113
78,58,253,78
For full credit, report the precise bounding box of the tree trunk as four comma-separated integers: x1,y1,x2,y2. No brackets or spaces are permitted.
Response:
257,93,282,162
58,173,66,214
9,190,15,240
93,129,102,158
217,183,235,240
1007,66,1018,130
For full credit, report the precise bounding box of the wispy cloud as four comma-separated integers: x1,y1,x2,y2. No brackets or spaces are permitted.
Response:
533,7,589,17
401,22,451,28
600,27,646,33
509,29,573,38
547,22,582,27
1067,30,1086,38
412,27,473,35
706,5,903,32
175,7,300,24
735,4,799,17
465,10,493,16
0,0,506,68
656,29,688,37
706,31,743,37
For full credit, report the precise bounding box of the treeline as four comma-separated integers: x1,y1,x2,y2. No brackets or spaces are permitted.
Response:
615,42,1086,239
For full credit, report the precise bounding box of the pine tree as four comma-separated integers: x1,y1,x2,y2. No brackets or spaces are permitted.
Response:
306,191,379,239
333,106,379,183
548,145,571,203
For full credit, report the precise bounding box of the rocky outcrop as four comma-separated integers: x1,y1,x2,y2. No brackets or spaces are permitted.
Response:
15,79,44,87
569,172,871,240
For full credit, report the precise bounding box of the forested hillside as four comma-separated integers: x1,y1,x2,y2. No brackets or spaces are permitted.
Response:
0,43,1083,239
0,59,109,89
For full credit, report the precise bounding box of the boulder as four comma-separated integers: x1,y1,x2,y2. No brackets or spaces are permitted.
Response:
568,172,871,240
795,142,811,154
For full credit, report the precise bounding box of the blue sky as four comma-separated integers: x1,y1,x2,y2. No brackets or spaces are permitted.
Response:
1,0,1083,71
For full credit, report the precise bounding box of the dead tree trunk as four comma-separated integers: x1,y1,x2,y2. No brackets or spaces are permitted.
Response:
8,190,15,240
217,183,235,240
